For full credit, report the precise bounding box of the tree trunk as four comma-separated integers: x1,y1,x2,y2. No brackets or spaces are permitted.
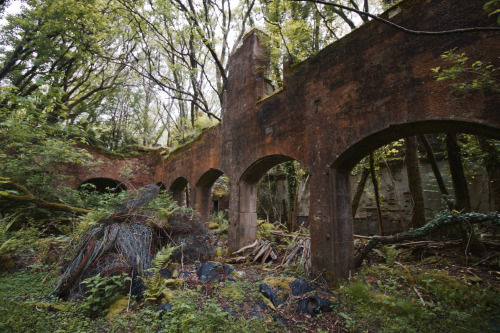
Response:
369,153,384,236
383,157,406,225
477,136,500,211
352,167,369,217
446,134,471,211
419,134,453,210
445,133,487,257
404,136,426,227
0,181,92,214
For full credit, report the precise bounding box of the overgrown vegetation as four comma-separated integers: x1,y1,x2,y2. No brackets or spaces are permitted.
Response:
1,187,498,332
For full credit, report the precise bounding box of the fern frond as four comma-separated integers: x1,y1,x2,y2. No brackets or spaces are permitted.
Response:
151,244,181,271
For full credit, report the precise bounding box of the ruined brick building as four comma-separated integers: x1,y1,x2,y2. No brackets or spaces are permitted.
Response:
60,0,500,281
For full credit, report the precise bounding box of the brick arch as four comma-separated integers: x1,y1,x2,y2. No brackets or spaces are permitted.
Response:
229,155,304,248
169,177,190,207
79,177,127,193
331,120,500,172
71,168,132,191
323,120,500,279
194,168,229,221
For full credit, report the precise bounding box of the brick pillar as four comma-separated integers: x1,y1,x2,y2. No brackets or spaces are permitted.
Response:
329,168,355,281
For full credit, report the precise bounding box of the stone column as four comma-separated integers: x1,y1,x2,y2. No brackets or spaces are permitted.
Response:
330,168,355,281
227,179,258,251
194,184,212,222
309,168,354,283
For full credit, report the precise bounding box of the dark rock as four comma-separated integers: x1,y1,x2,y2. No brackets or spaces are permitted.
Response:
159,268,172,279
180,271,191,278
256,299,270,311
99,323,112,332
156,303,173,312
131,269,146,297
273,315,285,325
249,303,266,319
297,296,336,317
222,306,238,316
49,289,60,300
155,328,168,333
197,262,234,283
259,283,282,307
289,279,314,296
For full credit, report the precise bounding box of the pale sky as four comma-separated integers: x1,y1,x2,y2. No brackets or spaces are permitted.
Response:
0,0,23,27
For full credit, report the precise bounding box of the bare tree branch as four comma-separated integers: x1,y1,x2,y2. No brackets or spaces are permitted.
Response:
290,0,500,35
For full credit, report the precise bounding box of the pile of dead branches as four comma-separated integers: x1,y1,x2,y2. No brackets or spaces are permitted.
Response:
54,185,214,299
229,230,312,273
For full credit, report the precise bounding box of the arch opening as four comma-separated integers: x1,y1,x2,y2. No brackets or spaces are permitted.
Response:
327,120,500,279
79,178,126,193
156,182,167,193
170,177,190,207
332,120,500,172
235,155,309,250
195,169,230,222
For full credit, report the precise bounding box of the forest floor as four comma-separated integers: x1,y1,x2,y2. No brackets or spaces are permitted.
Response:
0,227,499,332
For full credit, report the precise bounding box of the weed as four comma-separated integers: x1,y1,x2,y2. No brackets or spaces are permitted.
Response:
81,272,131,317
209,211,228,237
373,245,399,265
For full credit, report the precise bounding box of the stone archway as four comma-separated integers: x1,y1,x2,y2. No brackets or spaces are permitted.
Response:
194,169,228,222
325,120,500,280
229,155,302,250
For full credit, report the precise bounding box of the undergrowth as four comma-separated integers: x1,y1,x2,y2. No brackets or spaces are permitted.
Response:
0,188,498,333
336,261,500,332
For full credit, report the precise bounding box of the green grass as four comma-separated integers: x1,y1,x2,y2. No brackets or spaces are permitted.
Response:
336,264,500,332
1,250,498,332
0,270,281,333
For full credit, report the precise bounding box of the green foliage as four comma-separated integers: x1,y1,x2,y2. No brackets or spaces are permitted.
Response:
455,134,500,181
141,273,174,303
81,272,131,317
151,244,182,272
0,215,16,257
209,211,228,237
431,48,500,97
162,295,225,332
0,215,52,271
161,293,279,333
351,139,405,176
0,72,99,223
257,220,279,239
165,114,219,155
373,245,399,265
212,175,230,198
0,271,164,332
338,263,500,332
484,0,500,24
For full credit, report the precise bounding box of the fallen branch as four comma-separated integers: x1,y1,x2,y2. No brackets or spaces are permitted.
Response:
235,239,259,254
355,211,499,268
0,181,92,214
412,286,426,306
223,257,247,264
354,234,372,239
